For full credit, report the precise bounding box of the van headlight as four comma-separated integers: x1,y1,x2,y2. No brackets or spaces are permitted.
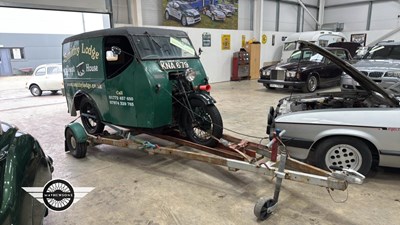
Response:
185,68,197,82
386,71,400,78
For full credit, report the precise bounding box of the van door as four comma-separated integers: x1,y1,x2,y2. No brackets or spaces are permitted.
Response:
102,35,137,127
0,49,12,76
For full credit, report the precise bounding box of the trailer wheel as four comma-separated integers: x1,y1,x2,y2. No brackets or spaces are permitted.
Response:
183,100,223,147
254,197,276,221
66,128,87,158
80,98,104,134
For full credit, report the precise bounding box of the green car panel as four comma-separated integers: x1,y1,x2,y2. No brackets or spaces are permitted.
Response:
0,122,53,225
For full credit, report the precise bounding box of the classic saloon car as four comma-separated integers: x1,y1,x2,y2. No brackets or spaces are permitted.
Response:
165,1,201,26
259,47,351,92
268,41,400,175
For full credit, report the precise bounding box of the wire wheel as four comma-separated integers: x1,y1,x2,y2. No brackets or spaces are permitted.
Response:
80,98,104,135
183,100,223,147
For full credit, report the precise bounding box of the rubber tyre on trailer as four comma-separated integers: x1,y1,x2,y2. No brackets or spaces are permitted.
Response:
65,128,87,158
183,100,223,147
30,84,42,96
254,197,276,221
302,74,318,93
314,136,372,175
80,98,105,135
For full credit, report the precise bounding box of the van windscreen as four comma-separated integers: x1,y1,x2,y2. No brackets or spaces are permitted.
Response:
132,35,197,60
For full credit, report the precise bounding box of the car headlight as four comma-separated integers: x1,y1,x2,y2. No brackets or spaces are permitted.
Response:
386,71,400,78
286,71,297,78
185,68,197,82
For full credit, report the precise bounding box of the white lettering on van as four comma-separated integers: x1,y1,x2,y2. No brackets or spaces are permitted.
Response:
81,43,100,60
86,64,98,72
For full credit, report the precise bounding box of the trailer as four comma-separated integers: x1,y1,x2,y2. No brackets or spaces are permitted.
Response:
64,122,365,221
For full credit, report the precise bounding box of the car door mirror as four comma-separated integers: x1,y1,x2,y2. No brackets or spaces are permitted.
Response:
106,51,118,61
198,48,203,56
106,46,122,62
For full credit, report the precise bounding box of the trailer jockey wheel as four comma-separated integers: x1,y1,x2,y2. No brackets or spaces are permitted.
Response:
254,197,276,220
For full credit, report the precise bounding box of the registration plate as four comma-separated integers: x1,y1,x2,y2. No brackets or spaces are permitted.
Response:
270,84,284,88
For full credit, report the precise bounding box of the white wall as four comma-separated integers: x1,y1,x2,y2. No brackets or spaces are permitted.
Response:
325,0,400,31
343,29,400,46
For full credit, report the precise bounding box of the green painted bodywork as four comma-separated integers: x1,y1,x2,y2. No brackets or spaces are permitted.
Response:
0,122,53,225
65,123,88,143
62,27,209,129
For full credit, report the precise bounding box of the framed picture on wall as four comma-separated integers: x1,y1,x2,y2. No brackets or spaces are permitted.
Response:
351,33,367,46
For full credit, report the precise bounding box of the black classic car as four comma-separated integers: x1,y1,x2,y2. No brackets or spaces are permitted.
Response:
258,47,352,92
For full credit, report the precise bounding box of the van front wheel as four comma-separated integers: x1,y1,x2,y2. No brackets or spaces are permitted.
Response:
183,100,223,147
80,98,105,134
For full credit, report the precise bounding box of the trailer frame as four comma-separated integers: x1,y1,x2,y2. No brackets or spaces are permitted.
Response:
64,122,364,221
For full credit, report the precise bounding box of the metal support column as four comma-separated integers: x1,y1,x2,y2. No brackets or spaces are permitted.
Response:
366,1,372,31
275,0,280,31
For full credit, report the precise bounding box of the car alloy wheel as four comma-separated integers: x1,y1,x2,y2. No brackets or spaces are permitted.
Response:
325,144,363,171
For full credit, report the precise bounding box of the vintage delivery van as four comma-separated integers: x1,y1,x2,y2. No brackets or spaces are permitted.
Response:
62,27,223,147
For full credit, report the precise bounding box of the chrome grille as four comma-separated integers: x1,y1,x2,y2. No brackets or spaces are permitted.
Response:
271,70,285,80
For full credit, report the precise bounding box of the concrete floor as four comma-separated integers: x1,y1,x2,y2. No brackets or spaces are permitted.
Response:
1,76,399,225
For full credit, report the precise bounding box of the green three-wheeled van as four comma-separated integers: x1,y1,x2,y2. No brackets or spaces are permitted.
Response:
62,27,223,148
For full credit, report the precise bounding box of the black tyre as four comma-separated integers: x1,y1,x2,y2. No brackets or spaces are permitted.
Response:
302,74,318,93
30,84,42,96
165,11,170,20
65,128,87,158
254,197,276,220
314,136,372,175
183,100,223,147
263,84,275,90
80,98,105,134
181,16,187,26
51,90,58,94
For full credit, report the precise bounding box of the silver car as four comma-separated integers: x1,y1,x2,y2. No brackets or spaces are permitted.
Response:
268,41,400,175
165,1,201,26
341,42,400,90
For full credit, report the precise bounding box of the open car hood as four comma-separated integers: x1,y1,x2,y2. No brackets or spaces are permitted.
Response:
298,40,399,107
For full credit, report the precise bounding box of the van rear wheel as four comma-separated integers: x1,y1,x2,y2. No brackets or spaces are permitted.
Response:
80,98,105,134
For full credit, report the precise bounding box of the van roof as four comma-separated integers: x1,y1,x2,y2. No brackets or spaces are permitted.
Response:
63,27,189,44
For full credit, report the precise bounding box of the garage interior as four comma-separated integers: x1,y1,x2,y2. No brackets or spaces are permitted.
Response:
0,0,400,224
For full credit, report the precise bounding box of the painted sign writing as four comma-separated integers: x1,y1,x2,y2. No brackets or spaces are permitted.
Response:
108,91,135,107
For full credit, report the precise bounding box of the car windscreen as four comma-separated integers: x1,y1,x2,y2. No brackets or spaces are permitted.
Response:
132,35,197,60
363,45,400,60
288,50,319,62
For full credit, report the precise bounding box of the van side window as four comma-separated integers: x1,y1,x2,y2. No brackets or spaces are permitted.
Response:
104,36,134,79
